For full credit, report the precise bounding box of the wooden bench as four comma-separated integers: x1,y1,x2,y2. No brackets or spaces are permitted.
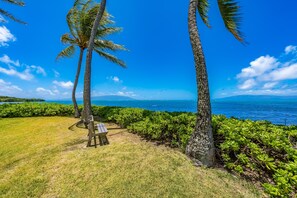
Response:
87,115,109,148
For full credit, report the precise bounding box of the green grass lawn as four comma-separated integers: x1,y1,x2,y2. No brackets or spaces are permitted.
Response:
0,117,263,197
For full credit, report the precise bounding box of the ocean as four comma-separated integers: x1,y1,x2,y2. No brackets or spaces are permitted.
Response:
46,100,297,126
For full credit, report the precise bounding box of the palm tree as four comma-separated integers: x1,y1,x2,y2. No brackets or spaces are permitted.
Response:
186,0,244,167
57,0,126,118
0,0,26,23
83,0,107,123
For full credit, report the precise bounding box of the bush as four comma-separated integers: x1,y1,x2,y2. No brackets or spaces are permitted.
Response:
111,108,147,128
214,117,297,197
0,103,74,117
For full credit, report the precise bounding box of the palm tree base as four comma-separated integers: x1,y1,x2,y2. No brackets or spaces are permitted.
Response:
186,126,215,167
74,111,81,118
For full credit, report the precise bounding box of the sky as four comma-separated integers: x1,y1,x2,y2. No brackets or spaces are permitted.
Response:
1,0,297,100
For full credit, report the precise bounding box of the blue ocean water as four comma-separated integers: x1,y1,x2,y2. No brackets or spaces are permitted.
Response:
47,100,297,125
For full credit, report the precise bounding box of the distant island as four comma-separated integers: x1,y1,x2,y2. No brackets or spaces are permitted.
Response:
92,95,136,101
214,95,297,102
0,96,45,102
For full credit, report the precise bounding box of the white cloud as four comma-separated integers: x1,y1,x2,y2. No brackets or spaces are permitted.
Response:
30,65,47,76
36,87,55,96
0,79,22,93
237,55,279,79
117,91,136,97
264,63,297,81
231,88,297,96
238,79,257,90
107,76,122,83
53,69,60,78
263,82,278,89
285,45,297,54
0,67,34,80
0,54,20,66
235,45,297,94
0,55,47,80
0,26,16,47
53,89,60,94
53,80,73,89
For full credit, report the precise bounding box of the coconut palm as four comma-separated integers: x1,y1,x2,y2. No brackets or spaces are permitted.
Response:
83,0,107,123
186,0,244,167
0,0,26,23
57,0,126,118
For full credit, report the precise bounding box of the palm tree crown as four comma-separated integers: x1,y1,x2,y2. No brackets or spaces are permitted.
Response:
57,0,126,66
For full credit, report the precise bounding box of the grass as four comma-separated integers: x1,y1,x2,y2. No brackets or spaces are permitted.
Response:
0,117,264,197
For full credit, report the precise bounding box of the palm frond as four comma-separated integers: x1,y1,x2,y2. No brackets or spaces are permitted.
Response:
94,40,127,52
61,33,77,45
2,0,25,6
66,8,80,40
94,48,126,68
217,0,244,42
56,45,76,60
81,0,94,13
96,27,122,38
197,0,211,28
0,8,26,24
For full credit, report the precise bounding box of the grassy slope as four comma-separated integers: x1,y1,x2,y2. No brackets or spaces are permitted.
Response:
0,117,263,197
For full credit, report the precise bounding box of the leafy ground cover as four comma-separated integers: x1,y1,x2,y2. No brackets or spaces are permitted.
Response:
0,117,262,197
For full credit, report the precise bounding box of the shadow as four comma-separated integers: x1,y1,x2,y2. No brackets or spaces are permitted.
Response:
68,120,85,131
63,138,86,147
107,127,122,130
108,131,125,136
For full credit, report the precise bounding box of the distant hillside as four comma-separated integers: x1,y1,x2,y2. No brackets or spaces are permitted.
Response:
92,95,136,101
0,96,45,102
215,95,297,102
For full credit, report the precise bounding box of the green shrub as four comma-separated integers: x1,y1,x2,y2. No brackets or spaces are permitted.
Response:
214,118,297,197
111,108,147,128
0,103,74,117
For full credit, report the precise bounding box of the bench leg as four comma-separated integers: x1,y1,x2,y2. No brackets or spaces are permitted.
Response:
99,135,103,146
105,136,109,145
94,135,97,148
87,135,92,147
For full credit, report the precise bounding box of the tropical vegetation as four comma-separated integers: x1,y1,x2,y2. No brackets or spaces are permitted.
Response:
186,0,244,167
57,0,126,118
0,103,296,196
0,0,26,23
0,96,44,102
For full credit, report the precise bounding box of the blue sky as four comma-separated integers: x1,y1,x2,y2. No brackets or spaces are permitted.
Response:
1,0,297,100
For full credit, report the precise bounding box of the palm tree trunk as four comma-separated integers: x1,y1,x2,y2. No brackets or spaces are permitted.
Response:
72,47,84,118
185,0,215,167
83,0,107,123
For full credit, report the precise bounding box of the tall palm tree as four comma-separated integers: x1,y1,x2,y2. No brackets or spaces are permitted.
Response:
0,0,26,23
57,0,126,118
83,0,107,123
186,0,244,167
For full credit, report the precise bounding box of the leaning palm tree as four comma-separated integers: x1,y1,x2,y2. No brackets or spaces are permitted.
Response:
57,0,126,118
186,0,244,167
0,0,26,23
83,0,107,123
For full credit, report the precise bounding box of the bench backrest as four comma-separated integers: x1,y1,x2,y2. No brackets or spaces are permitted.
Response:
88,115,95,134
